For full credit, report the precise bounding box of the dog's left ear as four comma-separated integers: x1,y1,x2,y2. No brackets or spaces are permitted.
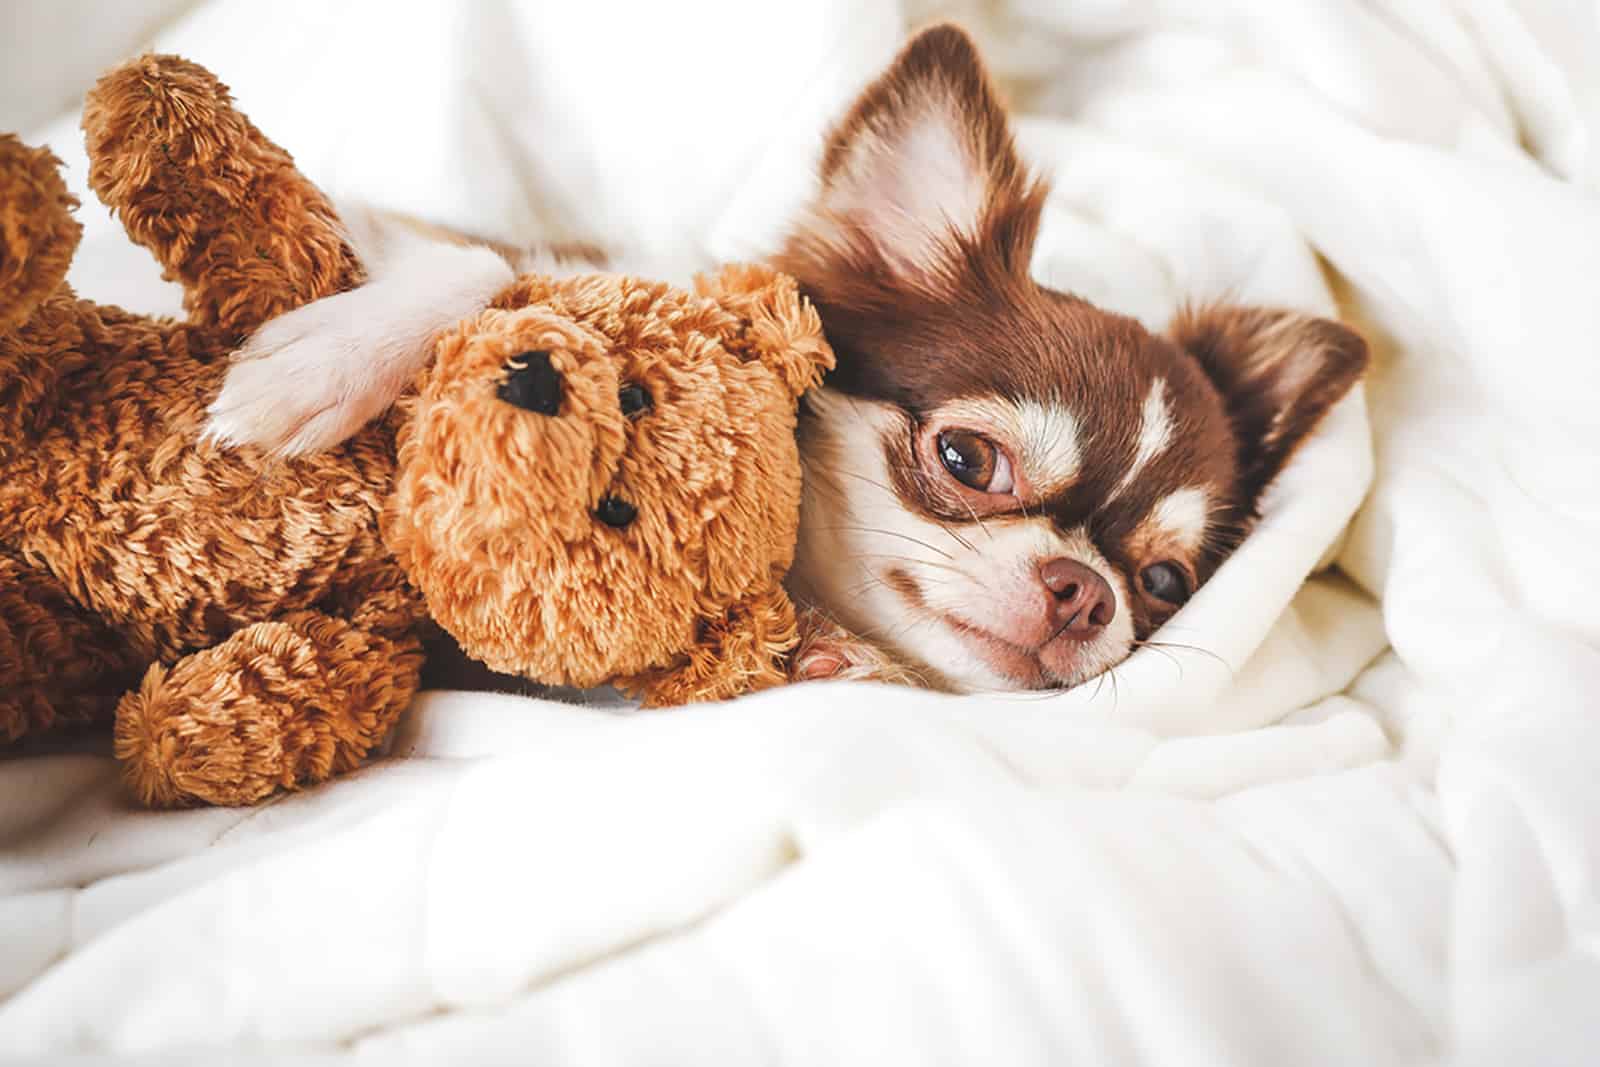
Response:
1169,305,1369,504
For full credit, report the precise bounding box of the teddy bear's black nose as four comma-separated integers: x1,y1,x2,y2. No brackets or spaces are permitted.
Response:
497,350,562,415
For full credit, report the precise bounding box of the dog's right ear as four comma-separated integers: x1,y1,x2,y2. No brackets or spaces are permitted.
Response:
778,24,1044,297
1169,305,1369,511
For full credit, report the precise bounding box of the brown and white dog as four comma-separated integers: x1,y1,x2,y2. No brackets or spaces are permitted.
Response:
206,24,1366,694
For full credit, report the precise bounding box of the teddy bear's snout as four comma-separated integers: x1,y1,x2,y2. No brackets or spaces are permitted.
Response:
592,380,655,528
490,346,645,530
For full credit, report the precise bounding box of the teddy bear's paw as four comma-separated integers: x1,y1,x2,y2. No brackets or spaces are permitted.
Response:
203,240,514,454
114,614,423,807
790,609,925,687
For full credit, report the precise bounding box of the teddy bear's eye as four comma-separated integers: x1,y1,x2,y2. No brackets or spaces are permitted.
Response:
619,383,652,418
595,496,637,528
497,350,562,415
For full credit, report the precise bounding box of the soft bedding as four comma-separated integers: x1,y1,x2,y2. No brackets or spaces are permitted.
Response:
0,0,1596,1063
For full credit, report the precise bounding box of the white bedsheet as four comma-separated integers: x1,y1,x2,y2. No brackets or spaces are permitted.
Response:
1,0,1597,1062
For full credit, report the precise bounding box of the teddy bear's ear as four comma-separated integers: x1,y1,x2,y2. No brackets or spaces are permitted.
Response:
695,264,835,399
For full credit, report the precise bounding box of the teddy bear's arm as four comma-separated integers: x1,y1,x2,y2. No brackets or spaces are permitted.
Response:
113,609,424,808
625,582,799,708
0,133,89,434
81,55,363,343
0,135,78,339
0,552,147,743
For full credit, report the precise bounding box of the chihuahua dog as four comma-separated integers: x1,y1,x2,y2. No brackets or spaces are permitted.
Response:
206,24,1366,694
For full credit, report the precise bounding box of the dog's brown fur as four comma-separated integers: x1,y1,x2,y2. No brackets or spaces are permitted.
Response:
0,56,830,805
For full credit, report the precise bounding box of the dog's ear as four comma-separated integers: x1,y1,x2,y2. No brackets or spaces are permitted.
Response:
779,23,1043,295
1170,305,1369,506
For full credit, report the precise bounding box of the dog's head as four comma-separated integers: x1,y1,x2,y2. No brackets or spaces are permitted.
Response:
775,25,1367,692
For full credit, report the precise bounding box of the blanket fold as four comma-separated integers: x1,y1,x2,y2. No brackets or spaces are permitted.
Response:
1,0,1596,1062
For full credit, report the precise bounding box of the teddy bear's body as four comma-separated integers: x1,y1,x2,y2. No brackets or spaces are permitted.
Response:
0,56,831,807
0,282,426,757
1,58,425,807
0,311,415,674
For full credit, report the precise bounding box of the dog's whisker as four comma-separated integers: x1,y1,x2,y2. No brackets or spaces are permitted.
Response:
1133,641,1185,679
951,494,993,544
813,524,956,562
850,552,967,578
845,570,956,600
827,468,906,500
937,519,978,553
1144,639,1233,676
878,459,990,539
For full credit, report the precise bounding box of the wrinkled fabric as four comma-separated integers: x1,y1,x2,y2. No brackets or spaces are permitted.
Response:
0,1,1595,1062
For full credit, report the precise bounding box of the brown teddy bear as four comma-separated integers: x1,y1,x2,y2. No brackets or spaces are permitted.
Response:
0,55,832,807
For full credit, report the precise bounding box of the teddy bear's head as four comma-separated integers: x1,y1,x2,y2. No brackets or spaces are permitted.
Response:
384,264,833,691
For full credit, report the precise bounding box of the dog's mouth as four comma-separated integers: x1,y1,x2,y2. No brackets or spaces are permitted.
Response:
869,564,1125,691
939,614,1115,691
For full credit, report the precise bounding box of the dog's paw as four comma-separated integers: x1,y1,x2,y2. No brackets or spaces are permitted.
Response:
790,609,923,686
204,241,513,455
204,292,391,455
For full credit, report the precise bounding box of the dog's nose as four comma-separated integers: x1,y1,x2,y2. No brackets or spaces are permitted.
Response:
497,350,563,415
1038,558,1115,639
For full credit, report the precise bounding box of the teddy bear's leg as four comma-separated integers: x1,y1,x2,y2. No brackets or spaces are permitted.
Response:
113,610,424,807
625,582,800,708
0,553,145,743
81,55,362,342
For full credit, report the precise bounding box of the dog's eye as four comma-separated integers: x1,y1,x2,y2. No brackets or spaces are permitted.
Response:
1140,562,1191,606
936,430,1014,494
619,383,652,418
497,350,562,415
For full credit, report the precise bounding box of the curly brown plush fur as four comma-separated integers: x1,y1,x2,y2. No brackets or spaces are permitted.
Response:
0,56,831,807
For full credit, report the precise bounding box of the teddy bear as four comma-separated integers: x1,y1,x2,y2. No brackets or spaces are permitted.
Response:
0,54,832,807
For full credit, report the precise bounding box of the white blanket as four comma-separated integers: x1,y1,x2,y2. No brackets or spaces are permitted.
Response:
2,1,1597,1062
